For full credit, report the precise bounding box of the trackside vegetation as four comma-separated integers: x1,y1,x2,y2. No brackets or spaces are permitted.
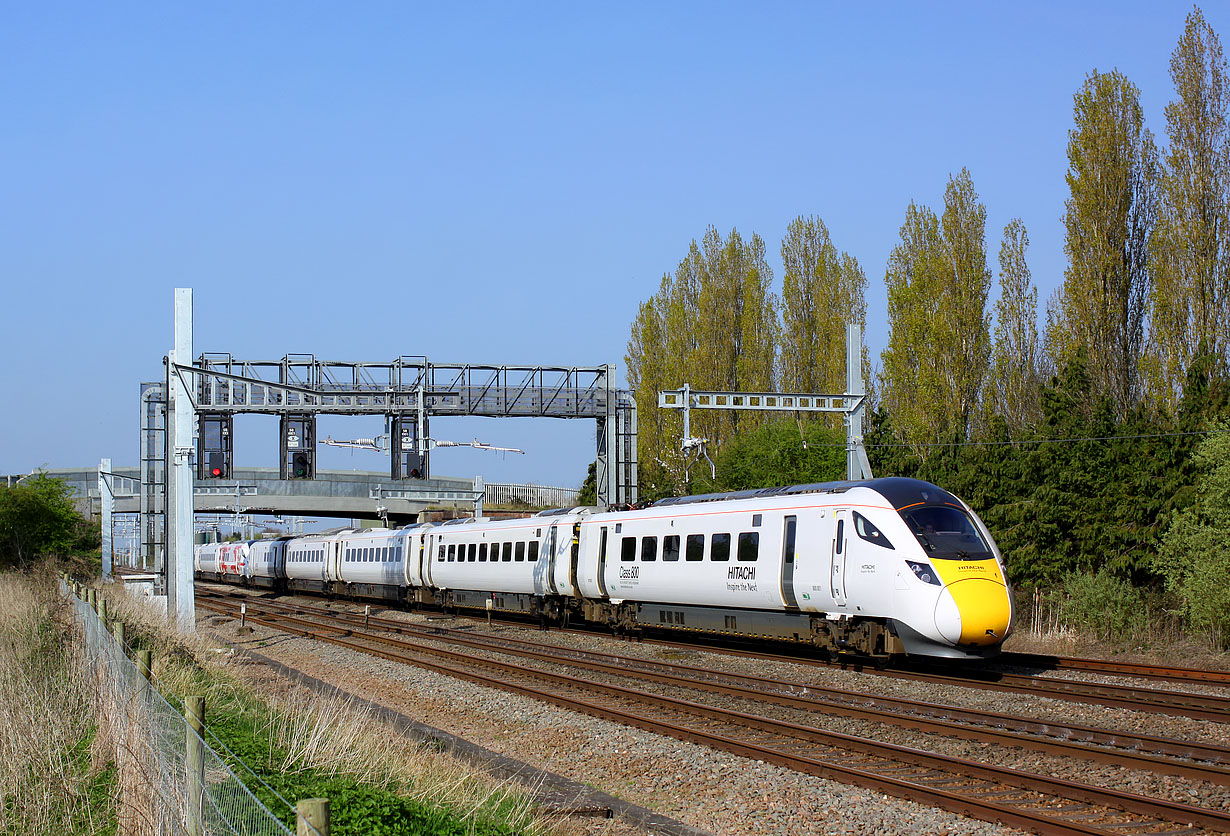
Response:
0,473,99,570
0,571,116,836
105,585,555,836
624,6,1230,652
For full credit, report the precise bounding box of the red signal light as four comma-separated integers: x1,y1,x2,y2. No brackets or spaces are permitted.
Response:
211,467,222,477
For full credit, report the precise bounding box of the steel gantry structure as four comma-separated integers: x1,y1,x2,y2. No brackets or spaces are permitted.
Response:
173,356,638,503
146,289,638,629
657,323,872,484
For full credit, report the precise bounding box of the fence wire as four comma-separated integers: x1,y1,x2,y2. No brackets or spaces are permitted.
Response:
65,582,295,836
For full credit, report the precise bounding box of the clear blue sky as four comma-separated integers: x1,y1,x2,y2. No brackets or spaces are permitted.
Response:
0,2,1219,488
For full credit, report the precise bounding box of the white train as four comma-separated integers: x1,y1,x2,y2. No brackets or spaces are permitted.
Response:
195,477,1014,659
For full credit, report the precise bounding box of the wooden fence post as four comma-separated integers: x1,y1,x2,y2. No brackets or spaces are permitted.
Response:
296,798,330,836
185,696,205,836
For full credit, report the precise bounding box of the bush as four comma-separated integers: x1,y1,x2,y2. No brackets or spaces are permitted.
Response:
0,475,96,568
1056,570,1148,643
1156,420,1230,649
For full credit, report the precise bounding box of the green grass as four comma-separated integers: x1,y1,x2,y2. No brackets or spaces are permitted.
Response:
204,702,522,836
130,622,534,836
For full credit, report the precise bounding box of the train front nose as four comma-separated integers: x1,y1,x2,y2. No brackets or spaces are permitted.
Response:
933,579,1012,647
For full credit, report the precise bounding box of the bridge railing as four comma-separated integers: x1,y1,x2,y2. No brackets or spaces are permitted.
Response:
484,482,581,508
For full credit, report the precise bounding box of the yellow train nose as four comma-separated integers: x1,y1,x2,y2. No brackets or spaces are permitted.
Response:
951,578,1012,645
934,578,1012,646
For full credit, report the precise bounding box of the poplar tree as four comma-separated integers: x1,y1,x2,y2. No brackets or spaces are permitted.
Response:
881,202,949,453
625,283,676,496
990,219,1042,430
779,215,868,396
881,170,992,453
1149,6,1230,407
1048,69,1158,418
690,227,778,447
626,226,778,494
940,169,993,438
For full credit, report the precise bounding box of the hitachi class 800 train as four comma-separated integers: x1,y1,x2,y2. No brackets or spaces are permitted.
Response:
195,477,1014,660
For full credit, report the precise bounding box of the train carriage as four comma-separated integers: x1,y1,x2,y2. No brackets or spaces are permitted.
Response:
337,527,410,601
217,541,250,581
195,541,222,580
246,537,288,588
284,531,346,595
192,476,1013,661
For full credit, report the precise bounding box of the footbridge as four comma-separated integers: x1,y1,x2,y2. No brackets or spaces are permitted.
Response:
7,465,580,524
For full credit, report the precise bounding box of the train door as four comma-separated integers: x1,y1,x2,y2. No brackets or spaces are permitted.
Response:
422,534,435,587
568,523,581,596
780,515,799,608
830,509,849,607
329,541,343,583
545,524,560,594
596,526,610,597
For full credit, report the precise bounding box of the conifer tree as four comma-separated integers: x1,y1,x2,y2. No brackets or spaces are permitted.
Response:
1048,69,1158,418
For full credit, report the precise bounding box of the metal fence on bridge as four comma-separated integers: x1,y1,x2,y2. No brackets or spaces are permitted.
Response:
483,482,581,508
66,582,296,836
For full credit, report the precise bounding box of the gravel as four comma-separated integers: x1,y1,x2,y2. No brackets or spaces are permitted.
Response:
204,596,1230,836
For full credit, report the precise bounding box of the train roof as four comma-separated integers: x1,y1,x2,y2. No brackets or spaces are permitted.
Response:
647,477,960,512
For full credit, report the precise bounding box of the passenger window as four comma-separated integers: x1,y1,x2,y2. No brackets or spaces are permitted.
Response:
447,544,455,562
641,536,657,562
853,511,895,550
528,541,538,561
737,532,759,561
515,542,525,562
621,537,637,561
663,535,680,561
711,533,731,562
504,542,513,562
490,543,500,561
479,543,487,562
686,534,705,561
468,544,477,562
438,545,445,562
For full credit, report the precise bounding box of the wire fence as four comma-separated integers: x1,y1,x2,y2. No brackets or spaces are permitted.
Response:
65,581,296,836
485,482,581,508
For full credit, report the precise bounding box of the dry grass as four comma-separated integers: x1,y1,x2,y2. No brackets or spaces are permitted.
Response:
261,686,545,829
1007,587,1230,670
100,586,588,835
0,568,114,836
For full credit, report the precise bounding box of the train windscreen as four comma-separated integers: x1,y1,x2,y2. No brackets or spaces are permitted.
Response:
900,505,993,560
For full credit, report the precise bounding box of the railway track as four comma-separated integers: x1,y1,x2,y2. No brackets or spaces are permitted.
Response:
194,584,1230,723
198,592,1230,836
994,652,1230,688
200,589,1230,784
